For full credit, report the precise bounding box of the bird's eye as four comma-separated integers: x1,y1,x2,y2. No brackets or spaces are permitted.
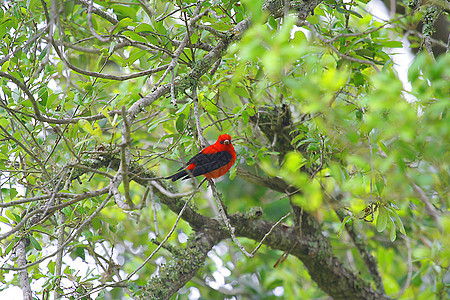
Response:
220,141,223,144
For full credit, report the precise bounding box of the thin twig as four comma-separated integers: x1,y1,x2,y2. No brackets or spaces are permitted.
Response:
250,212,291,256
409,178,442,230
120,106,134,208
87,0,110,43
395,235,412,298
0,190,107,208
209,180,253,257
367,134,374,198
192,84,208,147
53,44,169,80
170,67,177,108
54,211,66,299
149,185,159,236
43,168,68,216
193,24,227,39
155,3,198,22
75,0,118,24
124,184,201,280
149,180,195,198
0,188,109,242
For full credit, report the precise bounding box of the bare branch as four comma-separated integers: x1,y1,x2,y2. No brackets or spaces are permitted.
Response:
54,211,66,299
326,12,412,44
170,67,177,108
395,236,413,298
75,0,118,24
16,239,32,300
192,84,208,147
149,185,159,236
250,212,291,256
410,180,442,229
193,23,228,39
209,180,254,258
124,185,200,281
120,106,134,208
87,0,110,43
149,180,195,198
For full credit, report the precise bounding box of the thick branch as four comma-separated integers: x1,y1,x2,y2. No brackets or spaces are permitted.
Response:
139,227,225,299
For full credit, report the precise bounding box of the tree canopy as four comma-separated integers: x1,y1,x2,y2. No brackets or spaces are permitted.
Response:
0,0,448,299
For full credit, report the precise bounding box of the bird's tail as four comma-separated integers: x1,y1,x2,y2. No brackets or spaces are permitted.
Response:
165,170,188,181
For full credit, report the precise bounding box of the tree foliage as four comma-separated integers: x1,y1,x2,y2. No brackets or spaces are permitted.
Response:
0,0,448,299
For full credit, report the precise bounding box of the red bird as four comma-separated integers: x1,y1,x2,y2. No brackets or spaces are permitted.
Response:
166,134,236,181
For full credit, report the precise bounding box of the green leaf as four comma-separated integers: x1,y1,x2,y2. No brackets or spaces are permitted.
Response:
5,210,20,223
242,110,248,125
29,235,42,251
175,114,186,133
377,141,389,155
92,122,102,138
380,41,403,48
282,151,306,173
5,238,18,255
229,163,237,180
122,30,148,43
376,206,387,232
9,188,18,200
0,216,10,224
92,218,102,231
82,230,93,239
48,261,55,274
204,99,219,115
338,215,351,237
78,119,95,136
101,108,113,126
135,23,154,33
389,228,397,242
291,133,305,146
124,49,147,67
245,104,256,116
387,205,407,235
1,60,10,72
268,16,278,29
38,87,48,106
46,93,58,108
375,174,385,196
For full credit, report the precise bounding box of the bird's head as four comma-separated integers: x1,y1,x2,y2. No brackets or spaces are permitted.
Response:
218,134,232,145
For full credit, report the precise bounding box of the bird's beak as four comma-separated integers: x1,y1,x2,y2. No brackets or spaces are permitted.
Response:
223,139,231,145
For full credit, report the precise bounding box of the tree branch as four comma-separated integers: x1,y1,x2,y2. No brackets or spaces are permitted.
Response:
16,239,32,300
